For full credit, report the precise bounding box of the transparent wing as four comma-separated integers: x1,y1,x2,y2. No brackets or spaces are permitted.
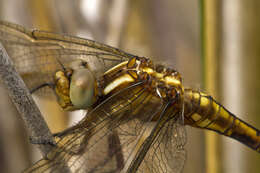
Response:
138,110,187,173
24,82,167,173
0,21,135,93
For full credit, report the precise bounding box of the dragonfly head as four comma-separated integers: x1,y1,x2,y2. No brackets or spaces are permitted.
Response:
54,60,97,111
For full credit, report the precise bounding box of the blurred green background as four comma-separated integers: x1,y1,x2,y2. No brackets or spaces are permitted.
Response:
0,0,259,172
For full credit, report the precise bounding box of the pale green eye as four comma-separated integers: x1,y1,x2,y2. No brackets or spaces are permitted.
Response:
70,68,96,109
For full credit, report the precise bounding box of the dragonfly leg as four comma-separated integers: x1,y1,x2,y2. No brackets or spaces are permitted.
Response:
30,83,55,94
52,124,81,137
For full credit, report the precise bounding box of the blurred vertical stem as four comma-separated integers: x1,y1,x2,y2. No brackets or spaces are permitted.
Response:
28,0,59,31
221,1,260,172
201,0,260,173
105,0,129,47
200,0,222,173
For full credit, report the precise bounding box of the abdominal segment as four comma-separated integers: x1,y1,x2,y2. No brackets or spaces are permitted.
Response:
184,88,260,152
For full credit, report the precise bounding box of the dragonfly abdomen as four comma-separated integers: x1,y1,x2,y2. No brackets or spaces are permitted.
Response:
184,88,260,152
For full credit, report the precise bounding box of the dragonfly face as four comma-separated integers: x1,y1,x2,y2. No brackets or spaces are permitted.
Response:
0,20,260,173
54,60,97,111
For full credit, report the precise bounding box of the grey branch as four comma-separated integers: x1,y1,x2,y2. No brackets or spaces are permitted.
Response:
0,43,54,156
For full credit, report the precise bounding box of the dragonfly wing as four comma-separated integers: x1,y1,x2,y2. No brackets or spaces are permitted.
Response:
119,102,186,173
138,112,186,173
0,21,134,94
23,82,166,173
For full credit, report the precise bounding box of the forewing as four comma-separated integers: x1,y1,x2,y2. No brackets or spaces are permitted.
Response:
137,108,187,173
23,82,165,173
0,21,134,94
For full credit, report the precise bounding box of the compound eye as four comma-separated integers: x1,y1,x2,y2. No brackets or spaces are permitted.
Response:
65,69,73,79
81,61,88,67
69,68,96,109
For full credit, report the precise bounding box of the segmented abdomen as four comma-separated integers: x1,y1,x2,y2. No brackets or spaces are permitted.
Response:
184,88,260,152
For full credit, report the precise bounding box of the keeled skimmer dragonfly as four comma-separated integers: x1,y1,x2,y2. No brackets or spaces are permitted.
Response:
0,20,259,173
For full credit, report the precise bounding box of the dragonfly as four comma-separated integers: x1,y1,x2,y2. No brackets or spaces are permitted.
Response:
0,20,259,173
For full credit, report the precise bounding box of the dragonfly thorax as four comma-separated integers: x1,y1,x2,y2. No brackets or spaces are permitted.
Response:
131,57,184,102
102,57,184,103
